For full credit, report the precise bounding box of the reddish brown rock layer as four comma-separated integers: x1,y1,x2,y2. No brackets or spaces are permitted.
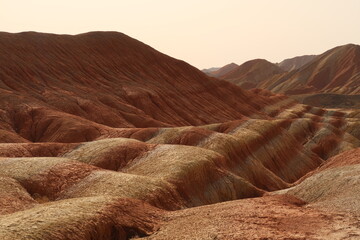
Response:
0,176,37,215
0,32,360,239
0,197,163,240
0,105,358,212
260,44,360,95
217,44,360,96
0,31,285,143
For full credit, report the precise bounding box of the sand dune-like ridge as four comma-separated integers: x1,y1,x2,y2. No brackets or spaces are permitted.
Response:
0,32,360,239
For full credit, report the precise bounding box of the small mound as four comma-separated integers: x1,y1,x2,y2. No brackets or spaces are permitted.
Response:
63,138,155,171
139,195,359,239
0,196,163,240
273,164,360,215
123,144,264,206
0,176,37,215
60,170,184,210
0,157,98,200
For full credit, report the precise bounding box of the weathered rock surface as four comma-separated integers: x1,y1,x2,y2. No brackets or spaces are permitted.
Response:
0,31,285,143
0,32,360,239
263,44,360,95
139,195,360,240
217,44,360,96
273,148,360,215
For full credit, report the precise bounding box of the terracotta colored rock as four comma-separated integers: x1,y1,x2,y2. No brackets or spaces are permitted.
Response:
0,32,360,239
0,176,37,215
0,197,163,240
260,44,360,95
216,45,360,99
138,195,360,240
273,162,360,215
0,31,284,143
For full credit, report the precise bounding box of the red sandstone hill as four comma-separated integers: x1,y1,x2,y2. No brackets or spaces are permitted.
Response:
1,32,360,239
259,44,360,95
277,55,316,71
214,44,360,96
0,31,284,143
221,59,284,89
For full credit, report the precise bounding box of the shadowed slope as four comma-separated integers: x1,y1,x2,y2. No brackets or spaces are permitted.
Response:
292,93,360,109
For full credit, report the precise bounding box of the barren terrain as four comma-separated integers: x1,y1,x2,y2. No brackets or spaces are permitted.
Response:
0,32,360,239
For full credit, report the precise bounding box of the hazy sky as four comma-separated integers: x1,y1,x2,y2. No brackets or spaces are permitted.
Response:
1,0,360,69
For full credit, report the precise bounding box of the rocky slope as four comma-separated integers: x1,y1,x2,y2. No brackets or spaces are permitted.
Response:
0,32,360,239
214,44,360,96
0,31,284,143
260,44,360,95
273,147,360,217
0,102,359,239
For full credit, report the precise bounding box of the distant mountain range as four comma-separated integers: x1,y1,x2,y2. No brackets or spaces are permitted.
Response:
202,63,238,78
219,59,284,89
204,44,360,96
